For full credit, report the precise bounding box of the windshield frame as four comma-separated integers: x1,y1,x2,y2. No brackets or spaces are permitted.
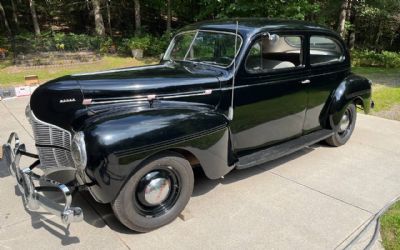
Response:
163,29,244,69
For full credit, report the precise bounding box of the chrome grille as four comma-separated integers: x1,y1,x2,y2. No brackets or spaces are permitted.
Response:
29,109,74,169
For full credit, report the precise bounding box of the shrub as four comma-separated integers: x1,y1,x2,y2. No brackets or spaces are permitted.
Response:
352,50,400,68
146,33,172,56
12,33,103,53
99,37,116,54
8,32,173,57
125,36,151,50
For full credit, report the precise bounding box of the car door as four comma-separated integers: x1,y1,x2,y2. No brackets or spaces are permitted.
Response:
231,32,309,155
302,33,350,133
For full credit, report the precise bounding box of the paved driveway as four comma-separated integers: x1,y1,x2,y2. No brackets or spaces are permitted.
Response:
1,97,399,250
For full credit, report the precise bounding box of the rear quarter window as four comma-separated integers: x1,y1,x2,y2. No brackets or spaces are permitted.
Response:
245,35,303,74
310,36,345,66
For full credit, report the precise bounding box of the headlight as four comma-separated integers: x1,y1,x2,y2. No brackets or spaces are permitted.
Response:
71,132,87,169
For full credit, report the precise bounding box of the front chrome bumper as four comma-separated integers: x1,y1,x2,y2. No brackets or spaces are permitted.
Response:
2,132,83,225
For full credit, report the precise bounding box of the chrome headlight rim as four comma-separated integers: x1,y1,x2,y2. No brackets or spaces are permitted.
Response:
71,131,87,170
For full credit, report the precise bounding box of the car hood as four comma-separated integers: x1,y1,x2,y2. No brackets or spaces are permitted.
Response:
71,61,223,102
29,61,224,131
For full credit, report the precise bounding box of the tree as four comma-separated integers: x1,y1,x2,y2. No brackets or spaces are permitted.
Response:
28,0,40,35
0,0,11,35
166,0,171,32
347,0,357,49
10,0,18,29
92,0,106,36
337,0,349,38
105,0,112,36
134,0,141,35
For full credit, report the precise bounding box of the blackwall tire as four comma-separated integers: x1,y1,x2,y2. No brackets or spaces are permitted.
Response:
112,152,194,232
325,103,357,147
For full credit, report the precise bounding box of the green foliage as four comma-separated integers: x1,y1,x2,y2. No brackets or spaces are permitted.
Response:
195,0,320,20
1,0,399,57
352,50,400,68
13,33,104,53
381,201,400,249
355,0,400,51
146,33,172,56
124,36,151,50
121,33,170,56
99,37,115,54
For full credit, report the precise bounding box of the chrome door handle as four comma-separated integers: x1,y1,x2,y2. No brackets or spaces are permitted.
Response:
301,79,311,84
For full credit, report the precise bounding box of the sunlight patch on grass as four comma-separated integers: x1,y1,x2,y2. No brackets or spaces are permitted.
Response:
371,84,400,113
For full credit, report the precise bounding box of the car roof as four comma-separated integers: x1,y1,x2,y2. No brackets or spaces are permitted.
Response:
179,18,337,38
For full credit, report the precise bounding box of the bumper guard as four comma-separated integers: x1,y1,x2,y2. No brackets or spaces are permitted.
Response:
2,132,83,224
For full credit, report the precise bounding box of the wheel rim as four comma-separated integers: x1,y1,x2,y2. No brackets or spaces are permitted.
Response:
338,108,352,136
135,167,181,217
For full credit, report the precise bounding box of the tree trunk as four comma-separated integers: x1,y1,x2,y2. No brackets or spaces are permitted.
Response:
92,0,105,36
375,20,383,50
166,0,172,32
346,0,352,21
134,0,141,35
347,0,356,49
28,0,40,36
106,0,112,36
337,0,348,38
10,0,18,29
0,0,11,35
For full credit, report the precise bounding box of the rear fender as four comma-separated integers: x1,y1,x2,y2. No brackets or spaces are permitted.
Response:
327,73,372,130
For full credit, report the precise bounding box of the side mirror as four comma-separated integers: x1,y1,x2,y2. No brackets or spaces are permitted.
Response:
159,53,165,60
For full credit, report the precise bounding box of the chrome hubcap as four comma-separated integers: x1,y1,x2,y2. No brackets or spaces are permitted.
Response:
144,177,171,206
135,167,180,217
339,112,350,132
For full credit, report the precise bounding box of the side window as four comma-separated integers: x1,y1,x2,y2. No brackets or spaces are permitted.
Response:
245,35,303,74
310,36,345,65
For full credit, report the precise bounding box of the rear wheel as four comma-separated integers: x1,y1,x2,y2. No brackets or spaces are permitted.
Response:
325,103,357,147
112,152,194,232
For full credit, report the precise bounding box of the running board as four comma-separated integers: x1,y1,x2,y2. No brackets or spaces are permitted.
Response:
236,129,334,170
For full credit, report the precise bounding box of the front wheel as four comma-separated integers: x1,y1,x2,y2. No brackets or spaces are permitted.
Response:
325,103,357,147
112,152,194,232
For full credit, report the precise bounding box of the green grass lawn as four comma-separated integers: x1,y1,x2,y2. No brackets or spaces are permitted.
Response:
353,66,400,76
0,56,157,87
353,66,400,120
381,201,400,250
371,85,400,112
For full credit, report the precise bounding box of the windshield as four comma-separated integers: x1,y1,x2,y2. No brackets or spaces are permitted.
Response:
164,31,242,67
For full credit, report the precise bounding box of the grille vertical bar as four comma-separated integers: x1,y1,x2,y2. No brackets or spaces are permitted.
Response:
29,110,74,169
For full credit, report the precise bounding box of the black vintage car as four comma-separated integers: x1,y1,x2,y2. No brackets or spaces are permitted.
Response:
4,19,372,232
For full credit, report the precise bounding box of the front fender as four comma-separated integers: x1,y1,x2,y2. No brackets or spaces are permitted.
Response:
328,73,372,130
79,103,232,203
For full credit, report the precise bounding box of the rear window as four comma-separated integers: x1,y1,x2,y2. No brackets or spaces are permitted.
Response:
310,36,345,66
